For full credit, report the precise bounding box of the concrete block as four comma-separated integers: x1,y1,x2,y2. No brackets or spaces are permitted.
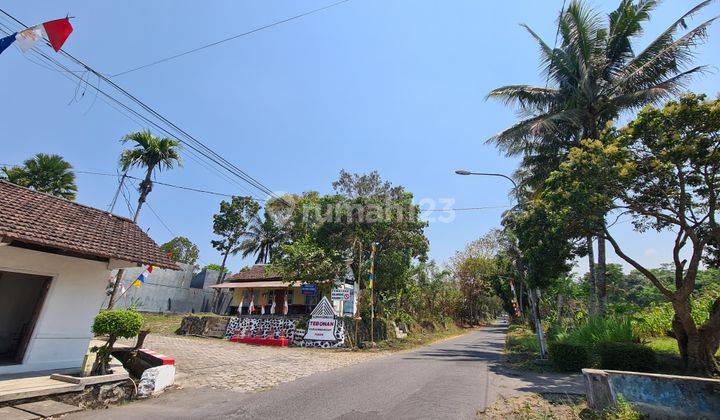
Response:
0,406,39,420
583,368,720,419
13,400,82,417
138,365,176,398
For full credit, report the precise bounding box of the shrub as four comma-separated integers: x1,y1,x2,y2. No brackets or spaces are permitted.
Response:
91,309,143,375
559,317,637,345
598,342,657,372
92,309,144,339
549,341,591,372
632,304,673,338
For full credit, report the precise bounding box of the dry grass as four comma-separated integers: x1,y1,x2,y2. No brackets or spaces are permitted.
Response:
480,394,642,420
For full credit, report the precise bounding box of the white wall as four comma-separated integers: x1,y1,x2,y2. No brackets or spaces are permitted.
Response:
0,246,117,375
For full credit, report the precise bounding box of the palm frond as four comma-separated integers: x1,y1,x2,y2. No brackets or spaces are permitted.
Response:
608,65,708,111
615,1,716,92
486,85,561,111
606,0,658,70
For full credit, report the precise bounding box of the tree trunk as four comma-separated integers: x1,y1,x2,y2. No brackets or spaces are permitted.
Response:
527,287,547,358
586,236,597,317
212,249,231,313
597,234,607,316
672,300,720,375
556,293,564,320
518,280,525,319
133,166,155,223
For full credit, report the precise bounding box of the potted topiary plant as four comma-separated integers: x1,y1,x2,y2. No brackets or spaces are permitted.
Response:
91,309,144,375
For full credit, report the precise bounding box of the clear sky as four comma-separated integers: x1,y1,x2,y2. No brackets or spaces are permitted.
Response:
1,1,718,274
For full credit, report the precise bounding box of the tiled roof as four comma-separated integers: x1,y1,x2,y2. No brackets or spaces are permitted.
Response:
0,180,178,269
227,264,282,281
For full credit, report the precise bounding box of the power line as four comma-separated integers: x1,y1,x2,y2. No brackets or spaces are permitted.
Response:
0,9,286,204
110,0,351,78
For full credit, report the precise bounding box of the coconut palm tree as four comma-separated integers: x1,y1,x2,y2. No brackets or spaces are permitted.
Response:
240,210,287,264
119,129,182,223
1,153,77,200
487,0,716,315
108,130,181,309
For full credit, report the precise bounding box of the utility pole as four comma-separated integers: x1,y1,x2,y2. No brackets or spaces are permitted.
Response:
106,173,129,309
369,242,377,347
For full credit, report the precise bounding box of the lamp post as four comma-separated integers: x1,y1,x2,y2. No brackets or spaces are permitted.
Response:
454,169,547,358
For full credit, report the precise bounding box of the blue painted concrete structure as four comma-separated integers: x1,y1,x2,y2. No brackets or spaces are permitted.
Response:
583,368,720,419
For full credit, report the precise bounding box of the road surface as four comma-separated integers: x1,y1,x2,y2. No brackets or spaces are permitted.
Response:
70,321,581,420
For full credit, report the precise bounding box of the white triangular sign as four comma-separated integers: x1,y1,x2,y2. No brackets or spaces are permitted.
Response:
310,296,337,318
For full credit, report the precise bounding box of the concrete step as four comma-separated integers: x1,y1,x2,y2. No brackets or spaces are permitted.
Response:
0,376,82,403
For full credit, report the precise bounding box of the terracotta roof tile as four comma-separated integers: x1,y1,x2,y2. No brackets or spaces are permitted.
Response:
227,264,281,281
0,180,178,270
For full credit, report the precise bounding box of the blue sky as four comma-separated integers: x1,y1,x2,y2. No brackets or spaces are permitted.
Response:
1,1,718,274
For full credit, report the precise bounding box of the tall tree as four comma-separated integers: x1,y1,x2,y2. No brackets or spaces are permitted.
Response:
160,236,200,266
1,153,77,200
487,0,715,315
239,210,287,264
211,196,261,281
119,129,182,223
108,130,181,309
545,94,720,374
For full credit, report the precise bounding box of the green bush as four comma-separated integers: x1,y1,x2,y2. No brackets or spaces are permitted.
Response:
558,317,637,345
92,309,144,339
598,342,657,372
549,341,591,372
632,304,673,338
91,309,143,375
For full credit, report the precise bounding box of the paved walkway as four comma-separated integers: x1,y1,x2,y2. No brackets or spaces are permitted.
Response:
72,322,583,420
118,334,386,391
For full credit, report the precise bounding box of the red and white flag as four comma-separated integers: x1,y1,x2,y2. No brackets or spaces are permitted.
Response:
15,18,73,52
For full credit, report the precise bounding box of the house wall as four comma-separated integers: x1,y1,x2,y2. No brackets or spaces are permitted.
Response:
0,246,112,375
105,265,220,313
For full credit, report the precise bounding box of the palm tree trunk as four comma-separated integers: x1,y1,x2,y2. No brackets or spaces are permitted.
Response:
133,165,154,223
597,233,607,316
586,236,597,317
108,166,155,309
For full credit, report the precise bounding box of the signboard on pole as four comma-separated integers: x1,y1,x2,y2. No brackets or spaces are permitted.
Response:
302,297,345,345
301,284,317,296
331,289,353,301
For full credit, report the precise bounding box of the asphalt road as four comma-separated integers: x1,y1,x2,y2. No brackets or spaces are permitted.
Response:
70,321,582,420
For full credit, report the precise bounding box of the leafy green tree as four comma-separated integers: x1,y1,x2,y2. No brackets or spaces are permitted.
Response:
546,94,720,374
271,236,345,287
488,0,715,315
211,196,261,282
160,236,200,266
202,263,230,274
119,129,182,223
1,153,77,200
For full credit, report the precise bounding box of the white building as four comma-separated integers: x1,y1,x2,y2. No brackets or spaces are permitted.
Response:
0,180,177,375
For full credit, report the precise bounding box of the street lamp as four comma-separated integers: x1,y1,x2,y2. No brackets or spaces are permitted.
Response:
454,169,518,190
454,168,547,357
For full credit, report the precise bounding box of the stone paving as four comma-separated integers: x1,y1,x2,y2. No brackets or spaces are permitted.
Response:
118,335,387,392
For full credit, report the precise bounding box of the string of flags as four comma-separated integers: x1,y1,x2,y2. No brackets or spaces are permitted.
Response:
0,17,73,55
132,265,155,288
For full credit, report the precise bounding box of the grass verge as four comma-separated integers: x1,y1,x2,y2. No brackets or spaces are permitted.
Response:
503,324,554,372
374,323,469,352
480,394,642,420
